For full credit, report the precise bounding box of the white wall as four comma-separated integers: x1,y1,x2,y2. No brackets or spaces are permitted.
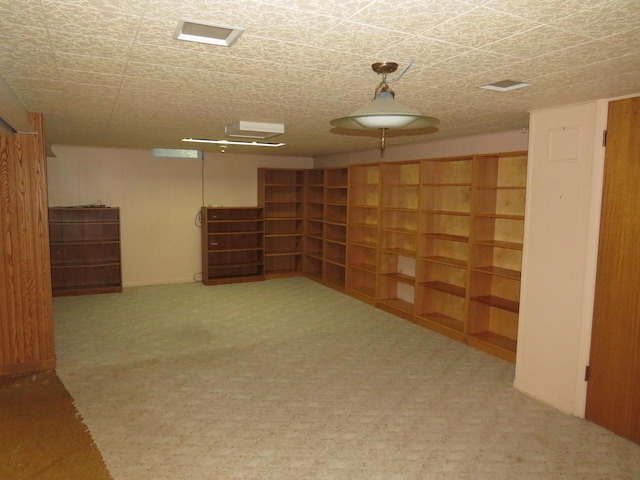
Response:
47,145,312,287
515,101,608,416
313,129,529,166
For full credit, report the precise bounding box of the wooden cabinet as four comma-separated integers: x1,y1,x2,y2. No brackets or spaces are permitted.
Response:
49,207,122,296
466,152,527,361
201,207,264,285
346,163,380,303
258,169,305,277
377,161,420,320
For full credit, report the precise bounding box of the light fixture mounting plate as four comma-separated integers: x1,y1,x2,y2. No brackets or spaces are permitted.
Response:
372,62,398,75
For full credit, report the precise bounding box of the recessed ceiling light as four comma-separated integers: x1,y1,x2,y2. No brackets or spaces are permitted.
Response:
182,138,285,148
174,19,244,47
480,80,531,92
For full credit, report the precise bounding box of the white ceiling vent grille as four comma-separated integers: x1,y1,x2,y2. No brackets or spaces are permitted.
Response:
480,80,531,92
174,20,244,47
225,121,285,139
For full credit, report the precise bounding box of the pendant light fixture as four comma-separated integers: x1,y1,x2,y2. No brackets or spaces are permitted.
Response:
330,61,439,155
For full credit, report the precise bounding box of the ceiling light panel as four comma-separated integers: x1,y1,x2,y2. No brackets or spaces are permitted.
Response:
225,121,285,139
174,20,244,47
182,138,285,147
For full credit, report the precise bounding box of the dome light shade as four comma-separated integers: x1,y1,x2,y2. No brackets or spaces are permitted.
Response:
331,91,439,130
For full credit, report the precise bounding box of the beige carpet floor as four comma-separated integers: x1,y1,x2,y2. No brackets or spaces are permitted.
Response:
54,278,640,479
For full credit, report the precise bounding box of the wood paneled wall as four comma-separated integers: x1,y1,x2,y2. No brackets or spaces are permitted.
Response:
0,113,55,376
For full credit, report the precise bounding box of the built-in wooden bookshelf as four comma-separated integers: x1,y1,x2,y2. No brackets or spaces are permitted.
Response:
466,152,527,361
257,152,527,362
201,207,264,285
377,161,420,320
258,169,305,277
303,169,324,282
49,207,122,296
415,155,473,340
322,167,348,290
346,163,380,304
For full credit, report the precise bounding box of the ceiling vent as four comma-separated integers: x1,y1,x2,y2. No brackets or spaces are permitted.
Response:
174,20,244,47
480,80,531,92
225,121,285,139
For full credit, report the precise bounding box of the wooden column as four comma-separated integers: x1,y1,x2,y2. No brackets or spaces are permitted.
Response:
0,112,55,376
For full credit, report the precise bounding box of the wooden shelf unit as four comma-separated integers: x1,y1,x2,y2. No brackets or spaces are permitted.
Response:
201,207,264,285
257,152,527,362
49,207,122,296
322,167,348,290
416,155,473,340
302,168,324,282
346,163,380,303
258,168,305,277
377,161,420,320
467,152,527,361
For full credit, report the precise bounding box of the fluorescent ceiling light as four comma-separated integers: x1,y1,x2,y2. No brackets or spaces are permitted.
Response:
152,148,203,159
174,20,244,47
480,80,531,92
182,138,285,147
225,120,285,139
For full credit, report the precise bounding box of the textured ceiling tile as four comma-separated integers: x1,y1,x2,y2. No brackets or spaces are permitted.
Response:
46,0,149,15
0,0,49,26
55,52,127,74
42,2,142,40
57,69,123,87
375,37,472,69
348,0,476,33
240,3,341,44
423,6,540,48
252,0,374,18
550,0,640,39
484,25,592,59
47,28,134,59
430,49,519,76
601,27,640,56
484,0,609,23
313,21,409,57
535,39,634,72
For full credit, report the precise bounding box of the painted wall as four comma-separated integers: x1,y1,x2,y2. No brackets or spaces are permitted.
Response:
47,146,312,286
515,100,608,416
314,129,529,166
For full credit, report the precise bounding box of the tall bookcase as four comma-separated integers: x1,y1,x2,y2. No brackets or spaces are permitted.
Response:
48,206,122,296
303,169,324,282
322,167,348,289
201,207,264,285
415,155,473,339
466,152,527,360
346,163,380,304
258,168,305,277
377,161,420,320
